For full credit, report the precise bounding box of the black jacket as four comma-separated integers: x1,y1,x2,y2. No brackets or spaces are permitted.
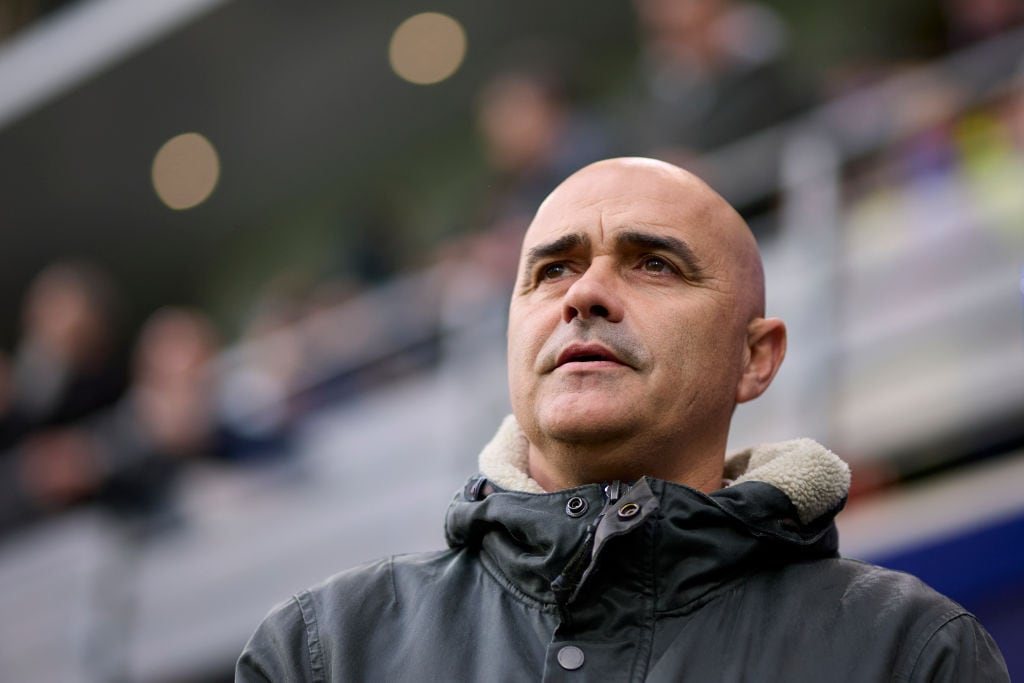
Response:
237,431,1008,682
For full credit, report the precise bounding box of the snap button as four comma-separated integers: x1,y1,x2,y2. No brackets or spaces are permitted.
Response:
565,496,589,518
557,645,585,670
617,502,640,519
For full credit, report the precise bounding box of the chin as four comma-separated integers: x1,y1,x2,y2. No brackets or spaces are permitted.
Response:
536,401,638,445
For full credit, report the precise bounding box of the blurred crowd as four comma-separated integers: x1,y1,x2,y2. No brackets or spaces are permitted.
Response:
0,262,229,533
2,0,1024,539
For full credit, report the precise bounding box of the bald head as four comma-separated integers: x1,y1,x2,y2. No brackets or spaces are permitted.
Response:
525,157,766,315
507,157,786,492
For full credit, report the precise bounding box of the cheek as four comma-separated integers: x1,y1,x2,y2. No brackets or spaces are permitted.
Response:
508,303,556,359
650,303,739,375
506,314,544,394
507,315,532,364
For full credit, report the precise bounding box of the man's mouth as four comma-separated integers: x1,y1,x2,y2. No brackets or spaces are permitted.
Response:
555,343,626,368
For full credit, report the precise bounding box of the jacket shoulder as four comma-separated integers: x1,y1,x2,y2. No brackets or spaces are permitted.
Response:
236,550,463,682
828,557,967,613
305,548,464,617
810,558,1008,681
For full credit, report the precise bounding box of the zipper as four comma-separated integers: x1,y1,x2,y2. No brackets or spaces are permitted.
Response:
550,480,630,610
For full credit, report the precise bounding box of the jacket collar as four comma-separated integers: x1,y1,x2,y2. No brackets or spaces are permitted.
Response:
476,414,850,524
446,415,850,609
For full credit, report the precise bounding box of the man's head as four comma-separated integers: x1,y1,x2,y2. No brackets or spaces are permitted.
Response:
507,157,786,492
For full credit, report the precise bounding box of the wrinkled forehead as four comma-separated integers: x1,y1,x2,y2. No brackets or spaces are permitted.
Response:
521,161,743,256
517,159,766,315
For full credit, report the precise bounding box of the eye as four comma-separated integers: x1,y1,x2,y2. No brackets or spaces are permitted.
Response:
640,255,674,274
540,262,571,280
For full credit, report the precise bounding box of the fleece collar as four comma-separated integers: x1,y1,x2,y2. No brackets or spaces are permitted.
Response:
478,414,850,525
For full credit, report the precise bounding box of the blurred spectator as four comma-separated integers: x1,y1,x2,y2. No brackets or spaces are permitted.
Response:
472,61,610,275
121,307,219,457
0,306,220,532
1,260,126,451
93,306,220,515
614,0,810,162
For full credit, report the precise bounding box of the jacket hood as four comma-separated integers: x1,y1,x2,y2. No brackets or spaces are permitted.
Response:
446,415,851,609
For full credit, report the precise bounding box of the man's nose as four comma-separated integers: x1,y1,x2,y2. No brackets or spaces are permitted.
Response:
562,263,625,323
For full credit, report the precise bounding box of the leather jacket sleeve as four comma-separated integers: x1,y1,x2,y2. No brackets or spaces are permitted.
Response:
903,612,1009,682
236,597,316,683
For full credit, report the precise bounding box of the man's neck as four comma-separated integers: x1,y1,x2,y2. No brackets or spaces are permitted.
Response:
526,439,726,494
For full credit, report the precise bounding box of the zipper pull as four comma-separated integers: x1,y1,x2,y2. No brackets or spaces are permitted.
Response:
604,480,625,504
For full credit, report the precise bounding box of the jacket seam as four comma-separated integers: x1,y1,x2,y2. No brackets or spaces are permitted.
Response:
896,607,969,682
476,547,560,614
294,590,327,683
652,577,733,617
386,555,398,609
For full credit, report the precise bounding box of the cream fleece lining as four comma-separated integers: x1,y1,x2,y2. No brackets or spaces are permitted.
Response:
478,415,851,524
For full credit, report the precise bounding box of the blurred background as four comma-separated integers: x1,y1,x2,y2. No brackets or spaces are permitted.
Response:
1,0,1023,680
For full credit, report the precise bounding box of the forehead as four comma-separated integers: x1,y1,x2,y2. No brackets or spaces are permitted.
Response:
522,162,725,251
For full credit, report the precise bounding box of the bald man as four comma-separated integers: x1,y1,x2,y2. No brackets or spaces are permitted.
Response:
507,157,781,494
238,159,1007,682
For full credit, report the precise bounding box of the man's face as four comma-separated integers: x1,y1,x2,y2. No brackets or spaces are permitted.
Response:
507,159,761,468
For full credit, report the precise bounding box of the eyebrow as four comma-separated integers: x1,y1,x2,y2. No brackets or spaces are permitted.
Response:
615,230,705,278
520,229,706,282
522,232,591,280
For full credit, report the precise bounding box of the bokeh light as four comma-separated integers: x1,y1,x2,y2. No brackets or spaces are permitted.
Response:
152,132,220,210
388,12,466,86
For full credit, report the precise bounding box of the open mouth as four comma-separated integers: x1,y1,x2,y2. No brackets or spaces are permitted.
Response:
570,354,609,363
556,344,625,368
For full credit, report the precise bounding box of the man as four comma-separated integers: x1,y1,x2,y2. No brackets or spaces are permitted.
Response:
237,158,1008,681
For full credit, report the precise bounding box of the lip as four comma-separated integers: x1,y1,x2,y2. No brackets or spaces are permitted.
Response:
555,342,628,369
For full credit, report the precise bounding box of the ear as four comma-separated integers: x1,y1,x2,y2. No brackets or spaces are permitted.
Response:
735,317,786,404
